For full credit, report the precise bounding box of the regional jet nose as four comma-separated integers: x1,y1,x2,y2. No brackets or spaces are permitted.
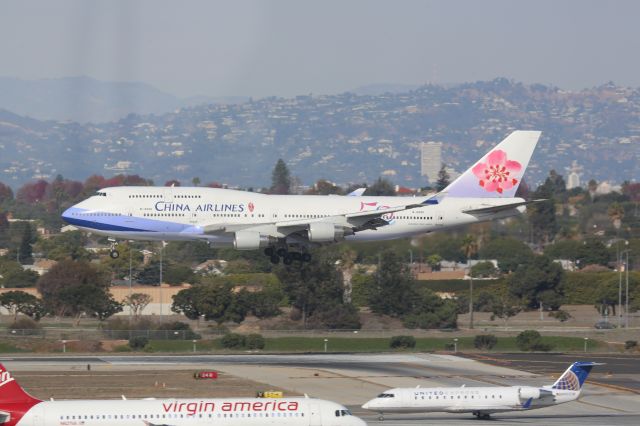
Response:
361,401,370,410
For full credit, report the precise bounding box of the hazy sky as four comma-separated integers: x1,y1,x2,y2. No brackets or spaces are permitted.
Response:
1,0,639,98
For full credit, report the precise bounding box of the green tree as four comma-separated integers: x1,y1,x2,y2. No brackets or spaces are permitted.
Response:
18,223,33,264
479,237,534,273
33,230,89,261
37,260,122,324
276,248,358,328
470,261,498,278
364,178,395,196
508,255,564,309
543,240,583,261
171,281,241,324
270,159,291,194
367,250,418,317
489,290,523,326
576,238,610,267
435,164,450,192
123,293,152,319
607,202,625,231
528,171,566,244
0,291,43,321
0,259,39,288
306,179,344,195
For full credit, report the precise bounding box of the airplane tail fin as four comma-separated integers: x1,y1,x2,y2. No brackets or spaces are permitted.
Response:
442,130,541,198
0,363,41,405
550,362,599,391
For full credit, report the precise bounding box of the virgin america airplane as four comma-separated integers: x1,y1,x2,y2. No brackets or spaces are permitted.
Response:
0,364,366,426
62,131,541,264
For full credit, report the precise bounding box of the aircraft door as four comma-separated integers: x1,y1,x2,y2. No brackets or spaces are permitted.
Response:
30,404,45,426
435,211,444,227
308,403,322,426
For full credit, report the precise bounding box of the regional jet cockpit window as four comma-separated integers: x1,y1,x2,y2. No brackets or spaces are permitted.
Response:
94,191,107,197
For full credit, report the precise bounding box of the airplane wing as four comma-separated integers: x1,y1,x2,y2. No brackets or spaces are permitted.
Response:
462,199,545,215
195,197,438,240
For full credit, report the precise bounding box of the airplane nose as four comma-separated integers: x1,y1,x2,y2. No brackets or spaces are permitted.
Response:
61,207,72,223
361,401,370,409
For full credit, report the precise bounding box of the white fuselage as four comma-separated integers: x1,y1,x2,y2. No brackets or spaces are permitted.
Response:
62,186,525,246
16,397,366,426
362,386,579,415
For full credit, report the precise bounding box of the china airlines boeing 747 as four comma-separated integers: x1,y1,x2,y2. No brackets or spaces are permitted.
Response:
0,364,366,426
62,131,541,264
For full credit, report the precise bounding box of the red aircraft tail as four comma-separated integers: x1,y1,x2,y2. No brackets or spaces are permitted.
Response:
0,363,41,426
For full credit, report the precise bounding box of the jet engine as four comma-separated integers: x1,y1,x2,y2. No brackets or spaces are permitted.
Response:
517,387,542,400
234,231,273,250
307,222,345,242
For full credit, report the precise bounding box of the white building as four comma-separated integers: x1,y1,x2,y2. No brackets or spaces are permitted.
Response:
420,141,442,184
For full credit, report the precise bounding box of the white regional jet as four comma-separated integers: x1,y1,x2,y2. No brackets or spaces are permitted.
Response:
0,364,365,426
62,131,541,264
362,361,599,420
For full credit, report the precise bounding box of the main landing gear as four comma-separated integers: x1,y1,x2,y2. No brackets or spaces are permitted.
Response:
264,247,312,265
472,411,491,420
108,240,120,259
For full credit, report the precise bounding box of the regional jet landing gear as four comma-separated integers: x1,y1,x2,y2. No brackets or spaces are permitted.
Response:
472,411,491,420
264,247,312,265
108,239,119,259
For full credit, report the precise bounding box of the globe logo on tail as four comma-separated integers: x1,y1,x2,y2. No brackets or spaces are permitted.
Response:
553,371,580,391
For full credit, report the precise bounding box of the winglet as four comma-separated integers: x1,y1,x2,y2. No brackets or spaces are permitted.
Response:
347,188,367,196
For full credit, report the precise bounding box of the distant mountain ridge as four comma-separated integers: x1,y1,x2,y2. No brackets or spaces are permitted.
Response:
0,78,637,189
0,76,248,123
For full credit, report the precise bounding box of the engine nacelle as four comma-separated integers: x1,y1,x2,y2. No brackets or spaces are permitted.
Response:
308,222,345,242
517,386,541,400
233,231,272,250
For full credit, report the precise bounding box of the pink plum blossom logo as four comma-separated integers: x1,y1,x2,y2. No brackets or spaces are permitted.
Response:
248,202,255,213
471,149,522,194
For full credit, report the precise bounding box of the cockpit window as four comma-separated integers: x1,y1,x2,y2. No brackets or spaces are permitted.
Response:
377,393,395,398
94,191,107,197
335,409,352,417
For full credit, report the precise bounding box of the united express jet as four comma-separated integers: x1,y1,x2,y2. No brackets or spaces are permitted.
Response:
62,131,541,264
0,364,365,426
362,362,599,420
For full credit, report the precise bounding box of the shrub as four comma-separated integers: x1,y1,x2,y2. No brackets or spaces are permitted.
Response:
245,334,265,350
515,330,552,352
474,334,498,350
389,335,416,349
10,317,41,329
221,333,246,349
128,336,149,350
549,310,572,322
625,340,637,350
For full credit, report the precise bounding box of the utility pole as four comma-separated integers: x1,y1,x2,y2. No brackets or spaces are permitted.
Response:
159,241,164,323
469,275,474,329
624,249,631,328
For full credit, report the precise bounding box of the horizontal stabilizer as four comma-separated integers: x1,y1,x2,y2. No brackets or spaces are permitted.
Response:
463,199,546,214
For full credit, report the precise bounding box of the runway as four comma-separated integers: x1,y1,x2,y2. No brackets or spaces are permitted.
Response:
2,354,639,425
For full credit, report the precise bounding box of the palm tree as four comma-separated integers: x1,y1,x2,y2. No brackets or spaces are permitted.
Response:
608,202,625,231
461,235,479,329
339,249,357,303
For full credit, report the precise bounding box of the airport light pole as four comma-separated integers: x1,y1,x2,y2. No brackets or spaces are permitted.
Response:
193,339,197,353
584,337,589,353
623,249,631,328
324,338,328,353
453,338,458,353
128,241,133,320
